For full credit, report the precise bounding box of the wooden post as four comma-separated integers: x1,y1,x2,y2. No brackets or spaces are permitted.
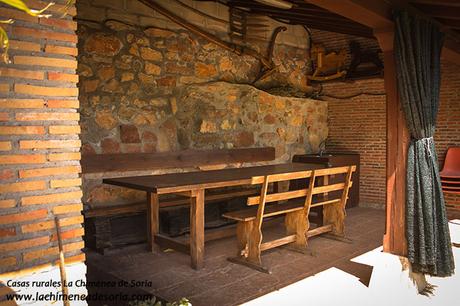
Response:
190,189,205,269
54,217,70,306
147,192,160,252
375,29,409,256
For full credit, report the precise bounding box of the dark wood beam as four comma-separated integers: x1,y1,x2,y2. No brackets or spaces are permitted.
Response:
437,18,460,29
247,9,370,30
410,0,460,7
229,1,352,21
244,7,357,24
305,0,394,29
412,3,460,20
271,17,374,37
226,0,374,37
442,39,460,65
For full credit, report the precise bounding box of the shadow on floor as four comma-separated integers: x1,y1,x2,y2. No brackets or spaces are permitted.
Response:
85,207,385,306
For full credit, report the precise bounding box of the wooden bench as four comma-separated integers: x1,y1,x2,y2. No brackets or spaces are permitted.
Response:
82,147,275,253
223,165,356,273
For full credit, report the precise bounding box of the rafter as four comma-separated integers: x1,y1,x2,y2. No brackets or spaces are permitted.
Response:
410,0,460,7
412,3,460,20
437,18,460,30
224,0,375,38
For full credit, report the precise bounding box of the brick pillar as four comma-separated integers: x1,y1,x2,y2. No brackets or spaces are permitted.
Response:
0,0,85,298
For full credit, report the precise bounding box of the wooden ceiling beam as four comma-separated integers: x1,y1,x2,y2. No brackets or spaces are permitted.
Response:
304,0,393,30
242,7,366,28
410,0,460,7
305,0,460,65
442,39,460,64
412,4,460,20
225,0,374,37
437,18,460,29
272,17,374,37
229,1,348,19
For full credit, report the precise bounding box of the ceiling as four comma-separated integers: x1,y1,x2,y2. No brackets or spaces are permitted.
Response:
215,0,374,38
205,0,460,42
408,0,460,39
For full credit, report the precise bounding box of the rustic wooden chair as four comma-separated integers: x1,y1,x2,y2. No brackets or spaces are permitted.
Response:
223,165,355,273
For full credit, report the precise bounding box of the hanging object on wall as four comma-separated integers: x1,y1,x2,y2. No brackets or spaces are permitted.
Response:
346,41,383,79
253,26,287,83
307,44,347,82
139,0,272,71
229,7,247,42
229,7,269,44
140,0,299,86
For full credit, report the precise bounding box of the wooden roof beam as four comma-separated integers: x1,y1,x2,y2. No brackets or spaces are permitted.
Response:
305,0,460,65
304,0,393,30
410,0,460,7
413,4,460,20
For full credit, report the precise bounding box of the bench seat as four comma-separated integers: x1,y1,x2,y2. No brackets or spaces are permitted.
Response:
85,188,259,218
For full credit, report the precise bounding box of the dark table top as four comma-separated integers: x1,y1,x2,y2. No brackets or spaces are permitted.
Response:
103,162,322,194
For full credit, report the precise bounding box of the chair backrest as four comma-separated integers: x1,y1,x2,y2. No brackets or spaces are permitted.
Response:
442,147,460,173
309,166,355,208
247,166,356,229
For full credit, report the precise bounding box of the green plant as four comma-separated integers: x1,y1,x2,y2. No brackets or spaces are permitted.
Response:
0,0,74,62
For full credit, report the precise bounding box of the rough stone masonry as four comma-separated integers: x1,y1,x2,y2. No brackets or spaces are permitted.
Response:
77,19,327,207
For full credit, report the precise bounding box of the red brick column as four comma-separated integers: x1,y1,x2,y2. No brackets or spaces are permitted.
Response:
0,1,84,274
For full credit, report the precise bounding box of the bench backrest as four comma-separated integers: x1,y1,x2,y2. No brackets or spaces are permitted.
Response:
247,165,356,229
81,147,275,174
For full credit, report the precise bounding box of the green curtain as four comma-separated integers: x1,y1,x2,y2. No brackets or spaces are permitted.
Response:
394,11,454,276
394,11,455,276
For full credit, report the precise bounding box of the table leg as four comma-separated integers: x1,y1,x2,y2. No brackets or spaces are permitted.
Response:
147,192,159,252
190,189,205,269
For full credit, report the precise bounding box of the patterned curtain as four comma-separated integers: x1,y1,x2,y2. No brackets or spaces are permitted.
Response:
394,11,454,276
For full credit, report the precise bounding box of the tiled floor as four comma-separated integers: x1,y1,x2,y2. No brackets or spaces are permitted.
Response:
86,207,385,306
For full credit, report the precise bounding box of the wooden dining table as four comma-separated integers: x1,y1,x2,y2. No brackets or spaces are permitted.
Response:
103,162,321,269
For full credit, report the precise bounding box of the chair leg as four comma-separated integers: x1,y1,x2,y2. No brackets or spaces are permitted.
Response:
323,202,346,237
285,210,310,254
247,221,262,265
228,220,270,273
236,221,251,257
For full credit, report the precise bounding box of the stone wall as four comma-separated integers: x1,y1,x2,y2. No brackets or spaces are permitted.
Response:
0,0,86,297
78,25,308,153
84,82,328,208
76,0,327,208
77,20,312,156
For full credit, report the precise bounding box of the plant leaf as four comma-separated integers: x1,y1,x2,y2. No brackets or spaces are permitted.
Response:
0,0,54,17
0,26,10,63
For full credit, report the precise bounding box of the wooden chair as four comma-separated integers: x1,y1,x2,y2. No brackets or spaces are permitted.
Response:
440,147,460,195
223,165,356,273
